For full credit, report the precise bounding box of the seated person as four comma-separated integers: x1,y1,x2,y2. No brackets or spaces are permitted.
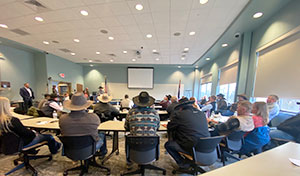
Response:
120,94,134,110
201,95,217,114
37,94,50,109
94,94,119,122
0,97,61,154
39,93,63,117
124,91,160,136
189,97,200,110
230,94,248,113
63,93,70,101
159,95,171,110
269,113,300,144
166,96,179,117
165,99,210,169
267,94,280,121
210,101,254,136
240,102,270,155
59,93,107,157
216,94,228,112
199,96,207,106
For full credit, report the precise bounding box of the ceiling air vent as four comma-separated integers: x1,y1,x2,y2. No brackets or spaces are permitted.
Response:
107,54,116,57
59,48,71,53
24,0,46,8
10,29,30,36
94,59,102,62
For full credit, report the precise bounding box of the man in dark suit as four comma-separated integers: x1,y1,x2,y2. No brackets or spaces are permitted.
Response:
19,83,35,112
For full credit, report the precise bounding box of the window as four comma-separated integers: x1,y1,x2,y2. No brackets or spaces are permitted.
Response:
252,97,300,113
219,83,236,103
200,82,212,99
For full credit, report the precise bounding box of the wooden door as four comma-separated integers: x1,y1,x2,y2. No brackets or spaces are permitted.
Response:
76,84,83,93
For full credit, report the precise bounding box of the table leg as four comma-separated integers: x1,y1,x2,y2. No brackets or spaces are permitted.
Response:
101,131,119,164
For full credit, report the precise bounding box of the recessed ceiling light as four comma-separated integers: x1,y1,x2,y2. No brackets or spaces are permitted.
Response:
152,49,157,52
135,4,143,11
96,51,100,55
43,41,49,45
123,50,127,54
132,58,136,62
206,57,210,61
90,64,94,67
146,34,152,38
70,53,76,56
178,66,181,68
253,12,263,19
222,43,228,47
189,31,196,36
89,60,93,62
35,16,44,22
156,58,160,61
0,24,8,28
110,59,114,62
195,65,199,68
73,39,80,43
108,36,114,40
80,10,89,16
184,48,189,51
199,0,209,5
181,57,185,60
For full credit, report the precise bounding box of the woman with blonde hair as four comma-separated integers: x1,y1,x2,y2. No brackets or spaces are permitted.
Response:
189,97,200,110
0,97,61,154
240,101,270,155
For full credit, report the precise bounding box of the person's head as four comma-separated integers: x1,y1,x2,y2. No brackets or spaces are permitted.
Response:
99,86,103,90
49,93,58,101
163,96,168,101
252,102,269,125
85,87,89,90
237,94,248,101
209,95,217,102
52,85,56,88
133,91,155,107
63,93,93,111
267,95,279,104
64,93,69,97
170,96,178,103
0,97,12,134
97,93,112,104
202,96,207,100
124,94,129,99
217,94,225,100
189,97,197,104
44,94,51,99
237,101,252,116
24,83,29,88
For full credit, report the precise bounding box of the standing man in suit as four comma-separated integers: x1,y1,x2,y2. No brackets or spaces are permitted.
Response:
19,82,34,112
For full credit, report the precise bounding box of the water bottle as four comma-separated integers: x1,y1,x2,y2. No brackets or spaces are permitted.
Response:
234,111,238,116
53,110,58,119
210,111,215,118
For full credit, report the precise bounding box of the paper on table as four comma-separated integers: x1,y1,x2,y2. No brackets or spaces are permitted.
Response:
36,121,48,125
289,158,300,167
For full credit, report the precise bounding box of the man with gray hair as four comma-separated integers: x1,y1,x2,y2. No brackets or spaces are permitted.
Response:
267,95,280,121
167,96,179,118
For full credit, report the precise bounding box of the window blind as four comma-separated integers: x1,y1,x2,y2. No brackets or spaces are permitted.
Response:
219,62,238,85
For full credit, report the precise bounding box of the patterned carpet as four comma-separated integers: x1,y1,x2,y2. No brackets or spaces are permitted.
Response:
0,132,241,176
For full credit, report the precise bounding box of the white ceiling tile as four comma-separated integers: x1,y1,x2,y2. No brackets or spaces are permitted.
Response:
88,4,115,17
116,15,136,26
0,2,35,20
148,0,170,12
152,12,169,24
170,0,193,11
134,13,153,25
127,0,150,14
108,2,131,16
101,16,122,27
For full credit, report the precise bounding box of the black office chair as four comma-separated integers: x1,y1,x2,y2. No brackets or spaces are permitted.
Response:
172,136,224,175
220,131,245,166
58,135,110,176
121,135,166,176
1,132,52,176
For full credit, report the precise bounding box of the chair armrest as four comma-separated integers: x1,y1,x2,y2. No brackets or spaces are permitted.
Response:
179,152,193,161
22,141,48,151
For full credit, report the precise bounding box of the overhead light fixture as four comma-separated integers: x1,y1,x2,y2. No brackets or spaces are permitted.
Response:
90,64,94,67
96,51,100,54
206,57,210,61
146,34,152,38
178,66,181,68
73,39,80,43
110,59,114,62
132,58,136,62
199,0,209,5
35,16,44,22
189,31,196,36
184,47,189,51
108,36,114,40
89,60,92,62
156,58,160,61
0,24,8,28
195,65,199,68
152,49,157,52
181,57,185,60
43,41,49,45
135,4,143,11
222,43,228,47
70,52,76,56
123,50,127,54
80,10,89,16
253,12,263,19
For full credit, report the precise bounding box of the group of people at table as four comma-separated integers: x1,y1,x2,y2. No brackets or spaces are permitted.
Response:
0,82,299,173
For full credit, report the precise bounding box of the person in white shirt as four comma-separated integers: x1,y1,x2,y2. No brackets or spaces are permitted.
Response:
267,94,280,121
120,94,134,110
40,94,63,117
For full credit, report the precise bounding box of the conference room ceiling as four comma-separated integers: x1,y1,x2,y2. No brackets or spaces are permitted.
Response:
0,0,249,65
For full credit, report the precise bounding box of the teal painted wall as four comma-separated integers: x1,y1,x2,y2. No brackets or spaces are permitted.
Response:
34,53,48,100
83,65,194,99
0,45,36,101
46,54,84,92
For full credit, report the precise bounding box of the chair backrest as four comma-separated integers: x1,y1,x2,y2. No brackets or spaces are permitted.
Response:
269,112,294,127
58,135,95,161
193,136,224,166
226,131,245,151
125,135,159,165
0,132,23,155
